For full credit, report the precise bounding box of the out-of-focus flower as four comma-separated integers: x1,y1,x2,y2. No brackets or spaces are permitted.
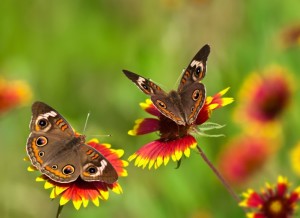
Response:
281,24,300,48
234,66,293,127
240,176,300,218
290,142,300,177
218,135,274,186
128,88,233,169
0,77,32,114
27,139,128,210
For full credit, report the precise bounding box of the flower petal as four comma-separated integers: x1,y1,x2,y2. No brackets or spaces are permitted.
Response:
140,99,161,117
128,135,197,169
196,87,233,125
128,118,160,136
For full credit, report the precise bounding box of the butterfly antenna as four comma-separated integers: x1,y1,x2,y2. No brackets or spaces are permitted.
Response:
82,111,91,134
90,134,112,137
174,68,185,89
149,77,167,90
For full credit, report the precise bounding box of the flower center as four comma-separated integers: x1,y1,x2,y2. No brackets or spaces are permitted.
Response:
269,200,283,214
263,197,291,218
158,115,191,140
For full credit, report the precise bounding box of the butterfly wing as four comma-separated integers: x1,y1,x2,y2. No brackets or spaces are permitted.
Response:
79,144,118,184
123,70,186,125
29,101,75,137
179,83,206,125
177,45,210,125
26,101,81,183
177,44,210,93
123,70,166,96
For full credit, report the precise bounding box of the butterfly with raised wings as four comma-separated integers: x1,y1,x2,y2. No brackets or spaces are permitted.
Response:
123,44,210,126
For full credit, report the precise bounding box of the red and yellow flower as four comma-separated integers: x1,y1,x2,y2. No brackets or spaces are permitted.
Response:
240,176,300,218
234,66,293,127
218,135,274,186
235,66,293,124
128,88,233,169
27,139,128,210
0,77,32,114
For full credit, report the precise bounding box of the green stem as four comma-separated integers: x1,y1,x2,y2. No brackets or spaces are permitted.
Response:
56,204,64,218
196,145,241,203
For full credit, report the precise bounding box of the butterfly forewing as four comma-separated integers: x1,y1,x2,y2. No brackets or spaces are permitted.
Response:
177,44,210,93
123,70,167,96
30,101,75,138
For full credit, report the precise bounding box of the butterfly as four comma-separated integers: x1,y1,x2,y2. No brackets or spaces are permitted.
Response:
26,101,118,184
123,44,210,126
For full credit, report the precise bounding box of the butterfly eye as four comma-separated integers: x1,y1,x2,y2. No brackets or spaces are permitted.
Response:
38,118,48,128
192,90,201,101
36,136,48,147
62,165,75,175
156,100,167,109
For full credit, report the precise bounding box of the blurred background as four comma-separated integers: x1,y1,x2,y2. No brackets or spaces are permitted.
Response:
1,0,300,217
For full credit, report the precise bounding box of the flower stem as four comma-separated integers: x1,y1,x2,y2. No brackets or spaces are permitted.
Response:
196,145,241,203
56,204,64,218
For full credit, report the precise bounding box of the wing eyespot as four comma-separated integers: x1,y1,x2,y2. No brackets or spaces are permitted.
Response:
52,165,58,169
37,118,49,129
193,63,204,80
195,66,202,76
36,136,48,147
87,166,97,174
142,84,149,90
192,90,201,101
38,151,45,157
62,165,75,175
156,100,167,109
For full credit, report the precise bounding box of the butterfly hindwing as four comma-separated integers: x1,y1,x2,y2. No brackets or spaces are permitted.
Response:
79,144,118,184
179,82,206,125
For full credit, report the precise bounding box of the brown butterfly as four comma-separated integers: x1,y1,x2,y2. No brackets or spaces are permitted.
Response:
123,44,210,126
26,102,118,184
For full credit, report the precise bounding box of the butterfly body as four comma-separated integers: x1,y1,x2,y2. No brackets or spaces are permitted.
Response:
26,102,118,184
123,44,210,126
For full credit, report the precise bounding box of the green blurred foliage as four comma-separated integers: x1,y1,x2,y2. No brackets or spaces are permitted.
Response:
0,0,300,217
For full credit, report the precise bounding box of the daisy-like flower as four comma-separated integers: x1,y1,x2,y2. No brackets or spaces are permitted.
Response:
27,139,128,211
290,142,300,177
128,87,233,169
218,135,273,186
234,66,293,126
0,77,32,114
240,176,300,218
